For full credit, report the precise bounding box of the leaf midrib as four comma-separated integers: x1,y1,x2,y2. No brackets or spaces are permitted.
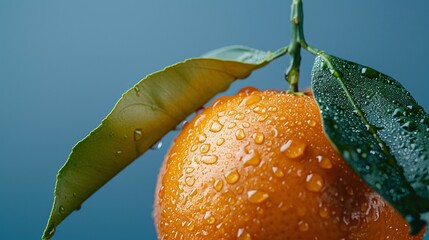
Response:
319,54,407,182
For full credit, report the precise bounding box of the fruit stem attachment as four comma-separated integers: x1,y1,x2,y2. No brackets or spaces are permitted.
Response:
285,0,319,93
285,0,305,92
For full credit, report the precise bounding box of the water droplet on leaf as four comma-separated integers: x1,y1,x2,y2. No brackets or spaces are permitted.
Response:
401,121,416,131
134,86,140,96
392,108,405,117
134,129,143,141
361,67,379,78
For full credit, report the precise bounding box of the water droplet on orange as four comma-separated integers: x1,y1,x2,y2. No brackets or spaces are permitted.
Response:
256,206,264,215
185,167,195,174
243,95,261,106
200,144,210,153
319,207,329,218
271,127,279,137
207,216,216,225
212,97,229,108
236,186,244,194
257,114,268,122
228,122,237,129
305,173,324,192
307,119,316,127
225,170,240,184
203,211,215,224
298,220,309,232
198,133,207,143
216,137,225,146
247,190,269,203
186,221,195,231
185,176,195,186
235,129,246,140
272,166,284,178
201,155,218,165
213,179,224,192
316,155,332,169
210,120,223,132
242,122,250,128
252,132,265,144
189,188,198,197
253,105,266,114
268,106,278,112
235,113,245,120
217,111,225,117
238,86,259,95
237,228,252,240
242,150,261,167
193,114,206,127
227,110,236,116
190,144,198,152
280,138,306,159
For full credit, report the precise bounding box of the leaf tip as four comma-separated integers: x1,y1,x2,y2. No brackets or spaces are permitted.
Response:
42,222,56,240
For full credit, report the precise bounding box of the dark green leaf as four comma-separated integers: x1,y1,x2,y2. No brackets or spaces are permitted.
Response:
42,45,288,239
312,54,429,234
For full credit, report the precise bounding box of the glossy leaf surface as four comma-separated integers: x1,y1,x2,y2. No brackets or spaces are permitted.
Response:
312,54,429,234
42,45,287,239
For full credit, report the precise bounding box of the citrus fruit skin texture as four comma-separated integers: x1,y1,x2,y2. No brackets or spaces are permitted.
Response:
154,88,425,240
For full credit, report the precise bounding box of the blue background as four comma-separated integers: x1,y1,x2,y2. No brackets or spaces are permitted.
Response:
1,1,428,239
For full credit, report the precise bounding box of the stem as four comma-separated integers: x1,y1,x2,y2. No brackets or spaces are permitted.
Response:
285,0,323,92
285,0,305,92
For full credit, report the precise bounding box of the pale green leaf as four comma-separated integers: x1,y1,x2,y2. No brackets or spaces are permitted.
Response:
42,45,287,239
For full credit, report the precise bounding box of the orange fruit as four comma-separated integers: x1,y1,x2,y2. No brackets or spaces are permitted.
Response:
154,87,425,239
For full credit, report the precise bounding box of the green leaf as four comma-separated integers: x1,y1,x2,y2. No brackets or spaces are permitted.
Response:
311,53,429,234
42,45,287,239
